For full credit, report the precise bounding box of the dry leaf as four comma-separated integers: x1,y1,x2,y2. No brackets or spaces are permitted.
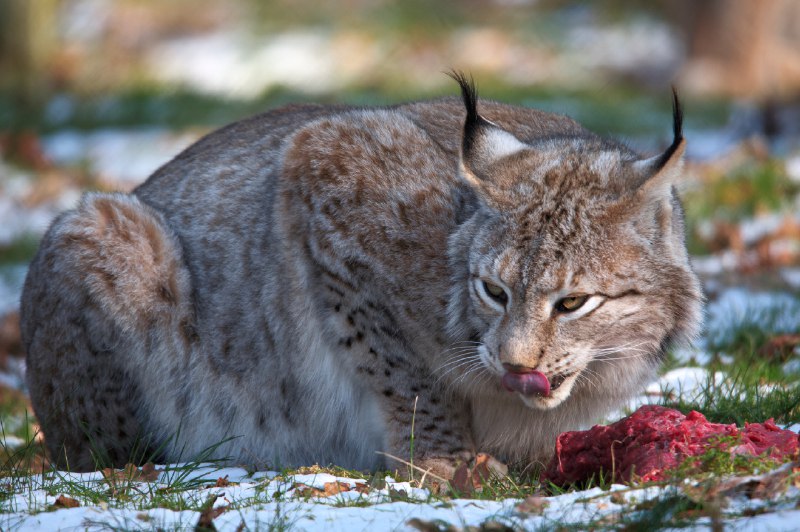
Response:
472,453,508,485
352,482,371,494
139,462,160,482
749,466,795,500
214,476,230,488
685,462,798,503
292,483,325,498
323,481,350,496
450,463,473,495
449,454,508,496
52,494,80,509
196,494,225,531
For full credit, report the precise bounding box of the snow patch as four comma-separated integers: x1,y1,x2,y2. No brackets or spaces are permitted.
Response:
42,129,198,188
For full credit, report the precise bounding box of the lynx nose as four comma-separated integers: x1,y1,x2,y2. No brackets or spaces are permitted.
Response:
501,364,551,397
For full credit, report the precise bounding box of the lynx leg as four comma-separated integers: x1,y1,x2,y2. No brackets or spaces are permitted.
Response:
339,308,476,479
21,193,193,470
379,376,476,482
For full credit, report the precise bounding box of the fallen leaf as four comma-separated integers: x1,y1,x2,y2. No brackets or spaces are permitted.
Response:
52,494,80,509
472,453,508,486
214,476,230,488
139,462,160,482
686,461,799,503
449,453,508,496
323,481,350,496
749,466,795,500
292,483,325,498
450,462,473,495
196,494,225,531
352,481,371,494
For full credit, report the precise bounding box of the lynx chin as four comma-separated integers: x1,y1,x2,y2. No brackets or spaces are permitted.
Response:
22,74,702,478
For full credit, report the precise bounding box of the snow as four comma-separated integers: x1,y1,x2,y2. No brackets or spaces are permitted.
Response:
704,287,800,348
787,153,800,183
42,129,199,189
566,18,680,73
5,468,797,531
738,213,800,247
690,252,740,276
146,30,349,98
725,510,800,532
781,267,800,290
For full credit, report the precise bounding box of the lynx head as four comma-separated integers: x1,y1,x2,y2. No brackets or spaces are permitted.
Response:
446,73,702,411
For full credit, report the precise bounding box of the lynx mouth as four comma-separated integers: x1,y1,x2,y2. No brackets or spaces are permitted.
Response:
499,370,577,397
501,370,550,397
549,372,574,391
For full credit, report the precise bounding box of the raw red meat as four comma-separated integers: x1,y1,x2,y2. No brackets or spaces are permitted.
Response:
541,405,800,486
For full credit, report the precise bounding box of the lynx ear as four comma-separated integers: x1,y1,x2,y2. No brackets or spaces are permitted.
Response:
449,71,527,186
630,88,686,197
625,89,689,255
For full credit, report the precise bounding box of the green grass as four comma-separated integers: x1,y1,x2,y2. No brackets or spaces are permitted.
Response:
686,159,799,223
659,370,800,426
0,75,731,142
0,235,39,265
682,158,800,255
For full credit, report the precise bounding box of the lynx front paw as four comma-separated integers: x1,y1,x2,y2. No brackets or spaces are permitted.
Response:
410,452,509,495
413,453,472,482
450,453,509,495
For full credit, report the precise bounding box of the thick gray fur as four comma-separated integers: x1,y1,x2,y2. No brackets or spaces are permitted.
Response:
21,82,702,477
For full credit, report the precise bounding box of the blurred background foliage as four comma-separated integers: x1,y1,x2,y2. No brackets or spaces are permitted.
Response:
0,0,799,290
0,0,799,131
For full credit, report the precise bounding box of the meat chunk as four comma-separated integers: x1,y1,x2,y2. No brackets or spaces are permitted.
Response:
541,405,800,486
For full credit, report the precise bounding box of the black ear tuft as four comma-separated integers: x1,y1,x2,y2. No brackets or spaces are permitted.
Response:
446,70,488,156
447,70,478,124
656,87,684,170
671,86,683,144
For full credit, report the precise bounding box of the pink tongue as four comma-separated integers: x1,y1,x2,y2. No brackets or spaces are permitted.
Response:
502,370,551,397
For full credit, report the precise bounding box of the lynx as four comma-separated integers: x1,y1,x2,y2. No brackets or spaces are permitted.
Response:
21,74,702,478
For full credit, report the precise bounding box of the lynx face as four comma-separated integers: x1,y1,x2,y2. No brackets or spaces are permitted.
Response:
447,76,701,411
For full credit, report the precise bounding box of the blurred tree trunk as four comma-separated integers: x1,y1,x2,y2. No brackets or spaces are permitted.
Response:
678,0,800,100
0,0,58,118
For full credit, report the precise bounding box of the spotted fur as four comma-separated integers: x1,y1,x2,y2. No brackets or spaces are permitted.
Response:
22,78,702,476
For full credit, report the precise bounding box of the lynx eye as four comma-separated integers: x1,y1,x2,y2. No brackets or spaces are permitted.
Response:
481,281,508,305
555,295,588,313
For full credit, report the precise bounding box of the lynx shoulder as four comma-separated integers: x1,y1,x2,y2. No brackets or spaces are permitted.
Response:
21,75,702,476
